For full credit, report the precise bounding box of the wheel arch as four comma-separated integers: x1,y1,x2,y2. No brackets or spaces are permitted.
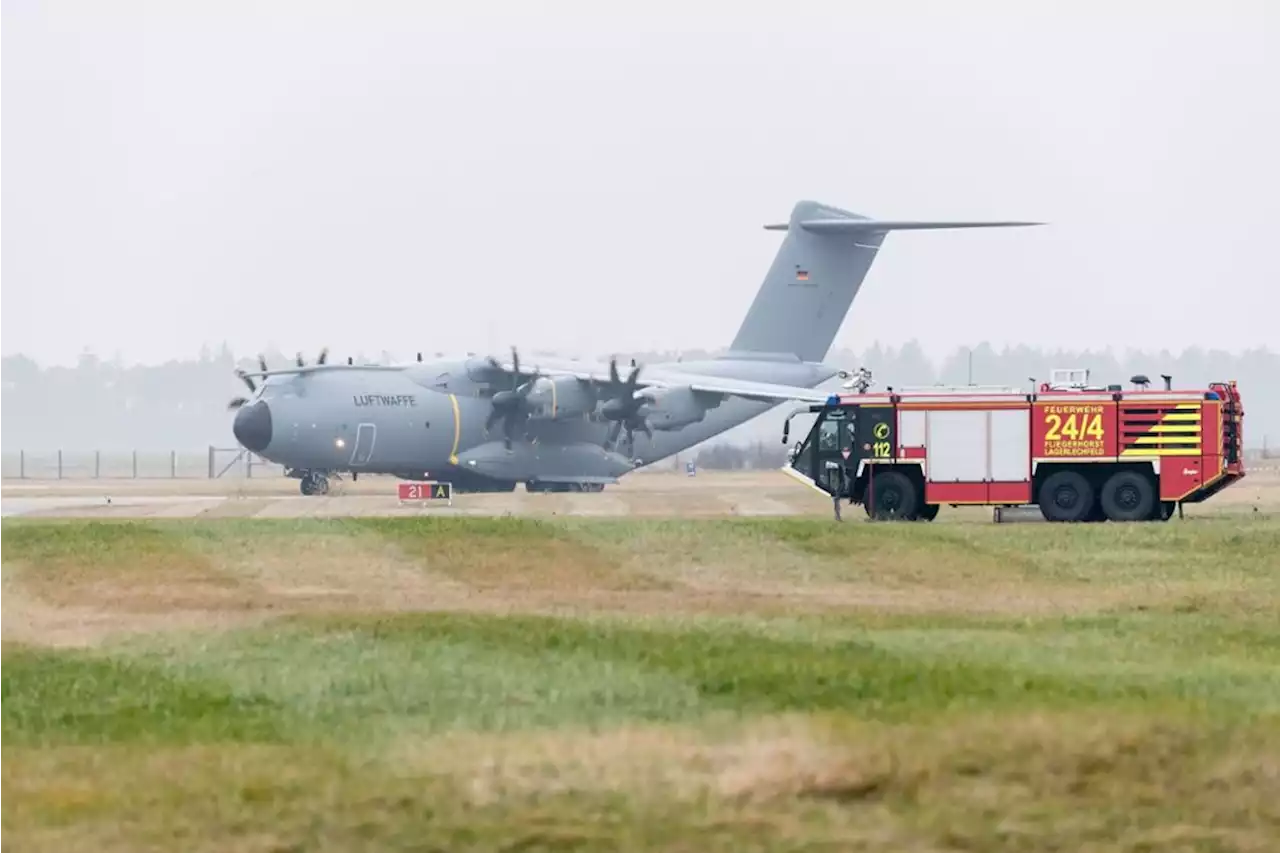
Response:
1033,460,1156,496
852,462,925,504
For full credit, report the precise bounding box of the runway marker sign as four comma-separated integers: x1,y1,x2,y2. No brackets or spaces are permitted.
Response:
398,480,453,506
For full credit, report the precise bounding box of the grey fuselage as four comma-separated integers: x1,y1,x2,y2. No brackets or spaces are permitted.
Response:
234,354,836,485
228,199,1039,488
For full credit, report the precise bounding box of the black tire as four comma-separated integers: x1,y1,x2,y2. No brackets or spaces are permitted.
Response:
864,470,919,520
1100,470,1156,522
1156,501,1176,521
1038,470,1095,522
918,503,940,522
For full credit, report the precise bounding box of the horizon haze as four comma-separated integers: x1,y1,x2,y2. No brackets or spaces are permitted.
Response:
3,1,1278,369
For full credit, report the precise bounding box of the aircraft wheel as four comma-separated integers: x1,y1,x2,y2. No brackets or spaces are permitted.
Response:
864,470,919,521
1100,470,1155,522
1038,470,1094,522
299,471,329,496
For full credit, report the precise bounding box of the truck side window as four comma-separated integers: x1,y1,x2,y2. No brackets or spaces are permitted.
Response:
818,419,840,451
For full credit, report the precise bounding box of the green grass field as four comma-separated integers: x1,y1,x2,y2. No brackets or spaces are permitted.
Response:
4,516,1279,852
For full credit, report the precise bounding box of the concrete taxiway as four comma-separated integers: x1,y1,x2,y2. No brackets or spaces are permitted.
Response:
0,470,835,519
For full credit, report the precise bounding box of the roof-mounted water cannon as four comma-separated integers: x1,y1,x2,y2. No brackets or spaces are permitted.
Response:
1130,374,1151,390
841,366,875,394
1161,374,1172,391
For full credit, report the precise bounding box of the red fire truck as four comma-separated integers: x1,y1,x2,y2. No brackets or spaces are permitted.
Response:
781,368,1246,522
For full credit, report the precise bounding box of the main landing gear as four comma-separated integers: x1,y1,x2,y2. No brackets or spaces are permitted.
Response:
526,481,606,493
298,470,331,496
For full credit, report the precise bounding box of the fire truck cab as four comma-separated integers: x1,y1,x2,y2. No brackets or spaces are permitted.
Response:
781,368,1246,522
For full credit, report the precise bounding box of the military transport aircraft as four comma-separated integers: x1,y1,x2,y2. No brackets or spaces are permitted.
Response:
227,200,1039,494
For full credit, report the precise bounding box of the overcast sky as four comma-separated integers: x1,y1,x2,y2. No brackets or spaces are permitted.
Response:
3,0,1277,367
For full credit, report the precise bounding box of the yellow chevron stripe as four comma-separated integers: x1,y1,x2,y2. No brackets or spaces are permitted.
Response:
1147,424,1201,433
1120,447,1202,457
1160,413,1201,422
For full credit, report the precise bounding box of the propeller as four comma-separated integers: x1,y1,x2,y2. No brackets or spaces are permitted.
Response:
227,348,327,411
600,356,652,456
295,347,329,368
483,346,541,450
227,369,257,410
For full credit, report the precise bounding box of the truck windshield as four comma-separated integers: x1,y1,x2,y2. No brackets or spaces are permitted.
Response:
789,410,853,491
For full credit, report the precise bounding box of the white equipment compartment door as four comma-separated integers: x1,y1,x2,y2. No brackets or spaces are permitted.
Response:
989,409,1031,481
926,410,987,481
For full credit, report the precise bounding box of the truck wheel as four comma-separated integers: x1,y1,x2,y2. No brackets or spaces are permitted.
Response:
1038,470,1094,522
918,503,939,522
864,470,919,520
1100,470,1156,522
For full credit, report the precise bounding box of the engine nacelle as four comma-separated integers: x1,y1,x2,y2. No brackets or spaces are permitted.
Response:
639,386,710,431
526,376,597,420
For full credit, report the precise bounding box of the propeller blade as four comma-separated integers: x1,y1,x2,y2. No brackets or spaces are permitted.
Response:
503,412,517,450
258,354,268,373
295,352,304,367
318,347,329,365
627,364,641,387
227,396,249,410
237,370,256,393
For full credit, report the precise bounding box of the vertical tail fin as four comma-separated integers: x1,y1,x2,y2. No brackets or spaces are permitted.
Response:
727,200,1041,363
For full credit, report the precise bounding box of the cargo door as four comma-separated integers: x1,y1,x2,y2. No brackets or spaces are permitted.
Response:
350,422,377,467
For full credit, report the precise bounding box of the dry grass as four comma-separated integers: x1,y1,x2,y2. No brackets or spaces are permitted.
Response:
4,515,1279,851
4,515,1278,648
5,710,1278,853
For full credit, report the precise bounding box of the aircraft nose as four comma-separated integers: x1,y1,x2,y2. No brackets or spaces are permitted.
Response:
233,400,273,454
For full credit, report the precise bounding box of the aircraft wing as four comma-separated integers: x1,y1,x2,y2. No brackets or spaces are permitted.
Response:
489,358,836,405
652,372,835,404
240,363,405,378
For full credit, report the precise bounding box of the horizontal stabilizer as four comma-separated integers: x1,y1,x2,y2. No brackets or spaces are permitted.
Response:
764,219,1043,233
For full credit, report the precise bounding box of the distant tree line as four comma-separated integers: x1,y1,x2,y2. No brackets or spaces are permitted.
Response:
2,342,1276,452
691,441,791,471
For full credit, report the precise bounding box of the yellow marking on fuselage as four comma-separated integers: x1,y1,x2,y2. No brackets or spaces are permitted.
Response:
449,393,461,464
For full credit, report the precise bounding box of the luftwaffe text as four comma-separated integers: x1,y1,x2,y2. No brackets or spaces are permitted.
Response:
353,394,417,407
